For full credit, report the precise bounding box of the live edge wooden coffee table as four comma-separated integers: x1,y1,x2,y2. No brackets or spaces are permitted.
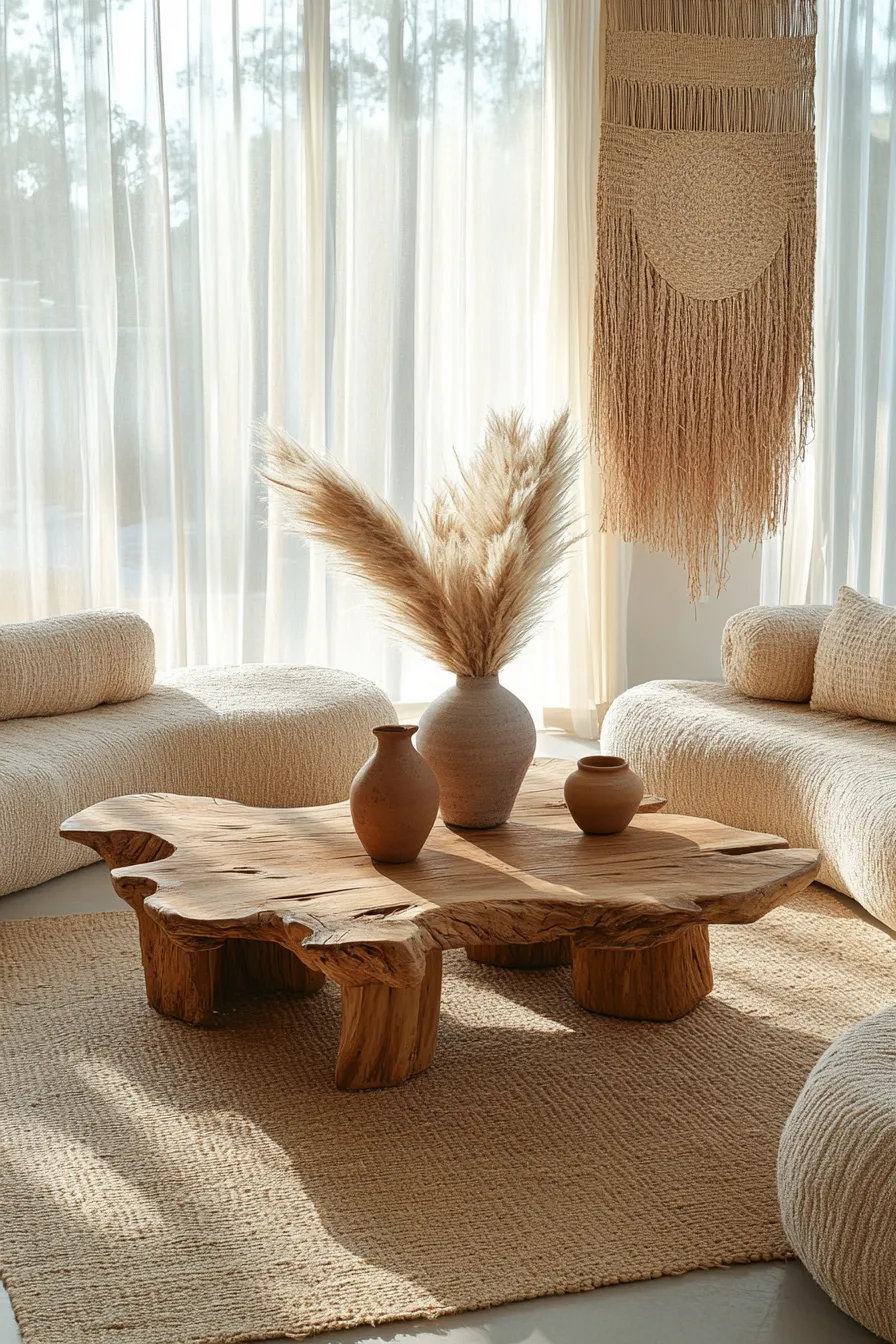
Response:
61,760,820,1091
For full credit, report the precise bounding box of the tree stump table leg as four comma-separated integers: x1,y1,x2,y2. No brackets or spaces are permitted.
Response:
571,925,713,1022
137,924,325,1026
335,949,443,1090
136,907,221,1026
80,830,223,1027
218,939,325,998
466,938,573,969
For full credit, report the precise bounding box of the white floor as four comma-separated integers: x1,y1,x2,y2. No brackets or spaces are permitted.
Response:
0,734,877,1344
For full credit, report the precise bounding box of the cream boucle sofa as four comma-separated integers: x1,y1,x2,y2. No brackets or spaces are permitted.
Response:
0,611,395,898
603,598,896,933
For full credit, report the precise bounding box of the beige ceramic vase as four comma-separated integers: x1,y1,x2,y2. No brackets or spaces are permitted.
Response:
415,675,537,828
349,725,440,863
563,755,644,835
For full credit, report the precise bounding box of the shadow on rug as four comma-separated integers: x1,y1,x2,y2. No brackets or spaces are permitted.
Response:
0,886,893,1344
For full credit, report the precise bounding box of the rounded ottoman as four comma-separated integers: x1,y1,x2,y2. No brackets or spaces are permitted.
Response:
158,663,397,807
778,1007,896,1342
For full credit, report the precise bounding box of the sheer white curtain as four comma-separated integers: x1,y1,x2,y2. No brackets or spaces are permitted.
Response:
762,0,896,605
0,0,625,727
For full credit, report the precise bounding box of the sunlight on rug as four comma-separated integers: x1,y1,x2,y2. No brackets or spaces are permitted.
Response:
0,887,894,1344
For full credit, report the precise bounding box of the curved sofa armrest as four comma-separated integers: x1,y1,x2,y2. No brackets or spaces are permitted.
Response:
721,604,831,703
0,609,156,721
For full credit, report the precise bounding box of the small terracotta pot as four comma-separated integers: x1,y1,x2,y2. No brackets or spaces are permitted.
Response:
563,755,644,835
349,725,440,863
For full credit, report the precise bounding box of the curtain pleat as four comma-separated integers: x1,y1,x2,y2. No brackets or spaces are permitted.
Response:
762,0,896,606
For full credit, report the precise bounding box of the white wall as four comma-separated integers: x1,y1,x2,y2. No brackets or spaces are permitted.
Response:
625,542,762,687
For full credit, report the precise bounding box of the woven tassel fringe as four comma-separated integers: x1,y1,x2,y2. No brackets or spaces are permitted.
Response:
593,212,815,599
604,81,814,133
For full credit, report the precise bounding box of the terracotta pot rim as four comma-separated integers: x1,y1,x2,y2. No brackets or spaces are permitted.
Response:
373,724,417,736
577,754,628,771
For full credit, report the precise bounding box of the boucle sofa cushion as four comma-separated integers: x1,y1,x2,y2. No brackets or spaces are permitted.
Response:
0,610,155,721
812,586,896,722
778,1007,896,1343
602,678,896,930
722,604,831,702
0,664,395,898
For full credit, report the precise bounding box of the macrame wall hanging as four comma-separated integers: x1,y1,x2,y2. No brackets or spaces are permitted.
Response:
592,0,817,597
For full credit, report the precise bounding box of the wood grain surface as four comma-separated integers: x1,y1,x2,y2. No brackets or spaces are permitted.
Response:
62,759,819,990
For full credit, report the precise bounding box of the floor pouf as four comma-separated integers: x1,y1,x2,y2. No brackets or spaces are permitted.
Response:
159,664,397,807
778,1006,896,1342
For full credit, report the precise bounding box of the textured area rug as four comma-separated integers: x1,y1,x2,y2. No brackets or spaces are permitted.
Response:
1,890,895,1344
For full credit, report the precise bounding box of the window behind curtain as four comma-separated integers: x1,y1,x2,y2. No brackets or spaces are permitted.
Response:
0,0,595,716
762,0,896,605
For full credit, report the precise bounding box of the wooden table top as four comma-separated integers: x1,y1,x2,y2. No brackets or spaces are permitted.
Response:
61,758,821,989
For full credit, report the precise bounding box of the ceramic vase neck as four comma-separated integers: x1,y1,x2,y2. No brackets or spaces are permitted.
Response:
373,725,418,753
455,674,500,689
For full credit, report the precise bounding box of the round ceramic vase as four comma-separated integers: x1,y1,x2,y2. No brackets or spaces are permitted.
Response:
415,675,537,829
349,725,440,863
563,755,644,835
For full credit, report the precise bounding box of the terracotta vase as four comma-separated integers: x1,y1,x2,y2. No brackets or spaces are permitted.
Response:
349,725,440,863
415,675,537,828
563,755,644,835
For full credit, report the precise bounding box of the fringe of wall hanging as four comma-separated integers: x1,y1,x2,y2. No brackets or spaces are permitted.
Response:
592,0,817,598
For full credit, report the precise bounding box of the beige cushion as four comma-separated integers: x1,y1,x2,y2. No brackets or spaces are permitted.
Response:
602,678,896,930
722,604,831,702
778,1008,896,1342
811,587,896,722
0,665,395,897
0,610,155,721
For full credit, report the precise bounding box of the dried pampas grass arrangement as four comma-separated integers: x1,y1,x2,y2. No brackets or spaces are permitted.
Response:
259,409,582,677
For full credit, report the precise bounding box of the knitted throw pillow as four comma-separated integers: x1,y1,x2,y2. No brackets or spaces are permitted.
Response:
811,587,896,722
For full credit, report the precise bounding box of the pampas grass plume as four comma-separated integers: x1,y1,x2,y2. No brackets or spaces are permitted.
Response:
259,409,583,678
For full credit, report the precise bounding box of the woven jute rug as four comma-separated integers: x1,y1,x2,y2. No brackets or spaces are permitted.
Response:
2,888,895,1344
